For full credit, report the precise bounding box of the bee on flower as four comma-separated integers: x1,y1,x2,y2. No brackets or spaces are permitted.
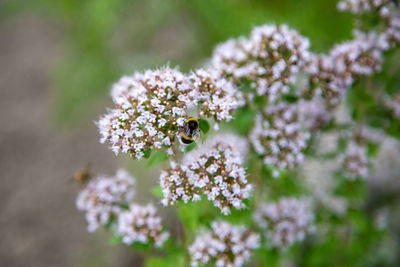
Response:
97,67,243,160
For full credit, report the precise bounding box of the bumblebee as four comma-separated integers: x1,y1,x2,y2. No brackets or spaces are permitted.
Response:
179,117,200,145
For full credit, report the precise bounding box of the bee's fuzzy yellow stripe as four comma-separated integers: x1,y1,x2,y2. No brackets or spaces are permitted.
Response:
185,117,198,123
181,133,195,141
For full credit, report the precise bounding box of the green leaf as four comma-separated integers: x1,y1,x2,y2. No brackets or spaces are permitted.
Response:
283,94,299,103
229,106,255,135
104,215,115,230
198,119,210,134
177,200,216,241
132,241,152,251
147,152,168,168
178,202,201,234
145,251,185,267
367,142,380,157
151,186,163,198
185,142,197,152
143,149,152,159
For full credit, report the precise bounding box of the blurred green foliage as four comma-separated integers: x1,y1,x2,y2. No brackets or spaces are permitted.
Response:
1,0,352,124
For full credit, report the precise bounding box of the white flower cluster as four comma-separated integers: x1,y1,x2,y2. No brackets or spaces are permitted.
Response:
76,169,169,247
254,198,315,249
342,141,369,179
384,93,400,118
306,31,388,107
160,135,252,215
97,66,242,159
76,169,135,232
189,69,245,122
211,24,310,102
250,103,310,171
189,221,260,267
117,203,169,247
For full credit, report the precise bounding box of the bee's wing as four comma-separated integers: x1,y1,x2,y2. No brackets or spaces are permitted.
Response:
195,130,203,145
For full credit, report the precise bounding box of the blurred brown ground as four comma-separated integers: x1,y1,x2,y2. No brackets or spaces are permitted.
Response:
0,15,141,267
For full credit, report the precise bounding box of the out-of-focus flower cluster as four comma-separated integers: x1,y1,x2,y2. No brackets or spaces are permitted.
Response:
384,93,400,118
306,31,388,108
298,97,332,132
76,169,169,247
341,140,369,179
250,103,310,171
302,159,349,216
160,135,252,215
118,204,169,247
338,0,400,47
76,169,135,232
97,67,243,159
210,24,310,102
337,0,394,16
189,221,260,267
254,198,315,249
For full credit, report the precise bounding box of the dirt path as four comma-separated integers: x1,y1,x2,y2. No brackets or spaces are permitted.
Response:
0,15,138,267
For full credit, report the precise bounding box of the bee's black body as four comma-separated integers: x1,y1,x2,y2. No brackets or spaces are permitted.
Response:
179,118,200,145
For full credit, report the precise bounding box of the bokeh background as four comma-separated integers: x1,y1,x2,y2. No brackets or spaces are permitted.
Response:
0,0,398,266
